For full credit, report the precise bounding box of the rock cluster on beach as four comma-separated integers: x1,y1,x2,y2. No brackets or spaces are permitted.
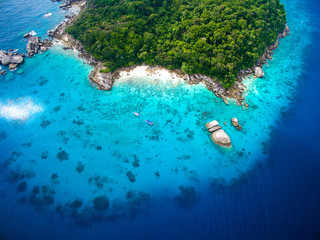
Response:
205,120,231,148
50,0,84,9
249,23,291,79
59,0,84,10
254,67,264,78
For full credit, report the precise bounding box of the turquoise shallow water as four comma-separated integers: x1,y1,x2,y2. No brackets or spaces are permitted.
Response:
0,0,319,239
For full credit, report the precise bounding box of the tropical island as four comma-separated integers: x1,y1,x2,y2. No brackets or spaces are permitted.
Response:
66,0,287,89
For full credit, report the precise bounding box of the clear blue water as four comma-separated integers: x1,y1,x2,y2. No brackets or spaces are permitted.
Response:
0,0,320,239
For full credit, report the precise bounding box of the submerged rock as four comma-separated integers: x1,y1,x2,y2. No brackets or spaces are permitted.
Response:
254,66,264,78
211,129,231,148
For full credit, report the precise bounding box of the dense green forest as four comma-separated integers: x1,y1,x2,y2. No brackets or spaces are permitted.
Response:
67,0,286,88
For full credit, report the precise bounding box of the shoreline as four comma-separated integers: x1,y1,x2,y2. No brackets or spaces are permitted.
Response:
51,1,290,107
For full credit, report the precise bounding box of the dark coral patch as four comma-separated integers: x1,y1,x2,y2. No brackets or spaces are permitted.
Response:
126,171,136,183
0,131,7,140
56,150,69,161
88,175,108,189
51,173,59,185
68,199,83,209
16,181,27,192
93,195,109,211
132,155,140,167
7,170,25,183
53,106,61,112
22,142,32,147
18,197,27,204
41,151,49,159
29,185,55,207
39,76,49,86
175,186,199,209
40,120,51,128
77,105,85,111
76,161,85,173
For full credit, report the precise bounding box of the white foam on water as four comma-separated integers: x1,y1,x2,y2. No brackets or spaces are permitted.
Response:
29,30,37,36
0,97,43,121
43,13,52,18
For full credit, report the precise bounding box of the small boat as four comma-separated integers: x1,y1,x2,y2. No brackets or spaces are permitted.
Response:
133,112,139,116
145,120,153,125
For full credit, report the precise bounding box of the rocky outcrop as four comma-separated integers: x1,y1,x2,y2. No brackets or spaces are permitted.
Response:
9,63,18,70
0,50,24,67
89,63,114,90
208,125,222,133
205,120,231,148
254,66,264,78
231,118,242,131
0,51,11,65
10,55,24,64
211,129,231,148
231,118,239,127
206,120,219,130
26,37,52,56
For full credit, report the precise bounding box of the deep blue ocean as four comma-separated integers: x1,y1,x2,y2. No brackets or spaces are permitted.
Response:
0,0,320,239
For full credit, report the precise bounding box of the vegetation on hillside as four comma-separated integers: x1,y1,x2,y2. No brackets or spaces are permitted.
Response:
67,0,286,88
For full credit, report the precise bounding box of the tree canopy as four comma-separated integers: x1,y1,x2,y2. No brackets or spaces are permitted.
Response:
67,0,286,88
